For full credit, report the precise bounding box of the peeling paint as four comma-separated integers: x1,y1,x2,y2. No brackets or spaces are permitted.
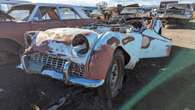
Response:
86,45,114,80
122,37,135,45
107,37,120,46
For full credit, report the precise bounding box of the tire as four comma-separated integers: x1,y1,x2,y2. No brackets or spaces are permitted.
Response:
0,39,20,65
98,49,125,99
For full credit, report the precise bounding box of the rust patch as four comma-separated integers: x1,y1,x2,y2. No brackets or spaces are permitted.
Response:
24,41,51,55
55,34,74,45
166,46,172,56
107,37,120,46
122,36,135,45
141,36,155,49
36,31,74,45
81,32,91,36
85,45,114,80
111,27,120,32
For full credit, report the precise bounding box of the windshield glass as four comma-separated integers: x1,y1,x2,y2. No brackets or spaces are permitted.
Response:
7,5,35,21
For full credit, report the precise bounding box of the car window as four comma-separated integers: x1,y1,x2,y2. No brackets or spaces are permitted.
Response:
8,5,35,21
58,7,80,20
33,6,59,21
0,4,14,12
9,10,30,20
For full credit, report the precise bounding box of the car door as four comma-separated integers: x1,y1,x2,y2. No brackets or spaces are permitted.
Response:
139,29,171,58
122,32,142,69
30,6,62,31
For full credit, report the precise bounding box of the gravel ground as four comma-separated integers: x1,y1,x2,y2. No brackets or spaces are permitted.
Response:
133,25,195,110
0,27,195,110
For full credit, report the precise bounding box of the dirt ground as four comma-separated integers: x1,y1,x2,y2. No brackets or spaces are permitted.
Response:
0,26,195,110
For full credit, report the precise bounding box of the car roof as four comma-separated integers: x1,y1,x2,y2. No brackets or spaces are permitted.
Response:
11,3,90,19
0,0,30,4
13,3,80,8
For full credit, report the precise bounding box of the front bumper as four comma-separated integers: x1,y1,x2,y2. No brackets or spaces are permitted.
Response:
21,55,104,88
41,70,104,88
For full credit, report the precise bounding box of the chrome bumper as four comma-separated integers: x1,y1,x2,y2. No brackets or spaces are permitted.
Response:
21,55,104,88
41,70,104,88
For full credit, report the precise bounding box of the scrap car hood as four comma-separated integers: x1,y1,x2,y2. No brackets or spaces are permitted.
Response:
26,28,99,63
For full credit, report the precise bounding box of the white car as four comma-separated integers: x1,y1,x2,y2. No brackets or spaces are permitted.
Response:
20,19,172,98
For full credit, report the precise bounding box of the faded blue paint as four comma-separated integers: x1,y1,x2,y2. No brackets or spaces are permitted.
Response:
69,75,104,88
41,70,104,88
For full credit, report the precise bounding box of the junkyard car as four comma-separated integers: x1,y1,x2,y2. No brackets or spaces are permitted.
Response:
20,19,171,98
120,6,149,19
159,4,193,27
158,0,178,15
0,3,94,65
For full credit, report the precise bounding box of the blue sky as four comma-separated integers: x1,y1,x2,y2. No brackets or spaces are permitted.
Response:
25,0,195,6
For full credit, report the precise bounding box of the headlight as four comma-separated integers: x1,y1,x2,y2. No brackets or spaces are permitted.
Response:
72,34,89,57
24,31,39,48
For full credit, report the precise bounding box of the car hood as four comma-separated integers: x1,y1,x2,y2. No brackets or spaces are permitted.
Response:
26,28,99,58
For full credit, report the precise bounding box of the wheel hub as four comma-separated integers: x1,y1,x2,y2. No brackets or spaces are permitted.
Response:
110,62,119,96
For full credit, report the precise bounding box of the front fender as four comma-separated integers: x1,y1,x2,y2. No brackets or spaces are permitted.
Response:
85,32,124,80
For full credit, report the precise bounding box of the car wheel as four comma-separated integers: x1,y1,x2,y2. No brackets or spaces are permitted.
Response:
98,49,125,99
0,40,20,66
0,50,18,66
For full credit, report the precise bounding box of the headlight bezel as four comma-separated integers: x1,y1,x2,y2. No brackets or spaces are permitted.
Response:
72,34,90,57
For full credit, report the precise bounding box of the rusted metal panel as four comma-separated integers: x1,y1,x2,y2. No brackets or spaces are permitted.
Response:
122,36,135,45
0,22,31,46
85,45,114,80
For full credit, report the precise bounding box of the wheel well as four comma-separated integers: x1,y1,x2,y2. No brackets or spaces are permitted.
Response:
115,47,131,65
0,38,22,54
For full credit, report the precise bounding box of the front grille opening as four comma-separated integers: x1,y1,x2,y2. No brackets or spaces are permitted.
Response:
30,54,67,72
30,53,86,77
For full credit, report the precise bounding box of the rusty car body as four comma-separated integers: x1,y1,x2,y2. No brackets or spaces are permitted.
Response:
158,0,178,14
107,5,152,28
19,17,171,98
120,6,149,19
0,3,94,65
159,3,193,26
